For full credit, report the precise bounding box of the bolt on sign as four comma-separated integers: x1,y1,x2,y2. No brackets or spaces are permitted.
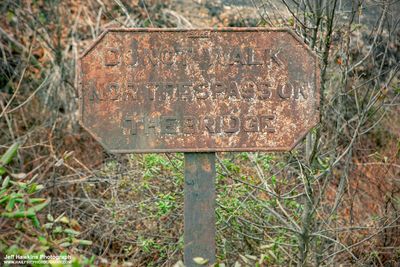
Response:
78,28,320,153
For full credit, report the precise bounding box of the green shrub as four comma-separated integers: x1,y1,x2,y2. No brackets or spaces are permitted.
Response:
0,143,94,267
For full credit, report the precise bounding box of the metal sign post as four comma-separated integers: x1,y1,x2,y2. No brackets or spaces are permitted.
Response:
184,153,216,266
77,28,320,266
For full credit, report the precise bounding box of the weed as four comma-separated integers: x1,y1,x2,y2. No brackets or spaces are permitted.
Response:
156,193,176,216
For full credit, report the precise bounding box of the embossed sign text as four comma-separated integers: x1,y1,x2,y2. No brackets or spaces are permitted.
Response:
78,28,319,152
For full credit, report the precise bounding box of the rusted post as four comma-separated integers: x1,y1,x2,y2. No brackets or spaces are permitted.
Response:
184,153,216,266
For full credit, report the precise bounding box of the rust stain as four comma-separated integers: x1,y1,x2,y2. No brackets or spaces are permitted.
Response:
201,159,212,173
78,28,320,153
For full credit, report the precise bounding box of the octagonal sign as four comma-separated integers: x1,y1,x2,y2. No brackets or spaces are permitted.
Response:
77,28,319,153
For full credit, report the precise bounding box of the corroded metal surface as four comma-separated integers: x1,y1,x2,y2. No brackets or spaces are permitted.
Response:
184,153,215,266
78,28,319,153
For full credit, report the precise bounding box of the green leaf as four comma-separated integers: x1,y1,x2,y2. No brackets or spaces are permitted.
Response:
64,228,80,236
59,242,71,248
38,236,47,245
35,184,44,191
27,183,43,193
30,198,50,212
0,166,6,176
2,176,10,189
14,198,24,203
47,214,54,222
28,183,37,193
6,10,14,23
10,192,23,198
143,18,151,27
0,188,6,197
0,195,9,204
16,182,27,189
89,255,96,264
31,215,41,228
1,199,50,219
53,226,63,233
1,209,35,218
58,216,69,224
44,222,53,229
77,239,92,246
29,198,47,204
5,198,15,211
0,143,19,166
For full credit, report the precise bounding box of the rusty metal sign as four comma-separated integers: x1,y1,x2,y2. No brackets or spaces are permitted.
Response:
78,28,319,153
